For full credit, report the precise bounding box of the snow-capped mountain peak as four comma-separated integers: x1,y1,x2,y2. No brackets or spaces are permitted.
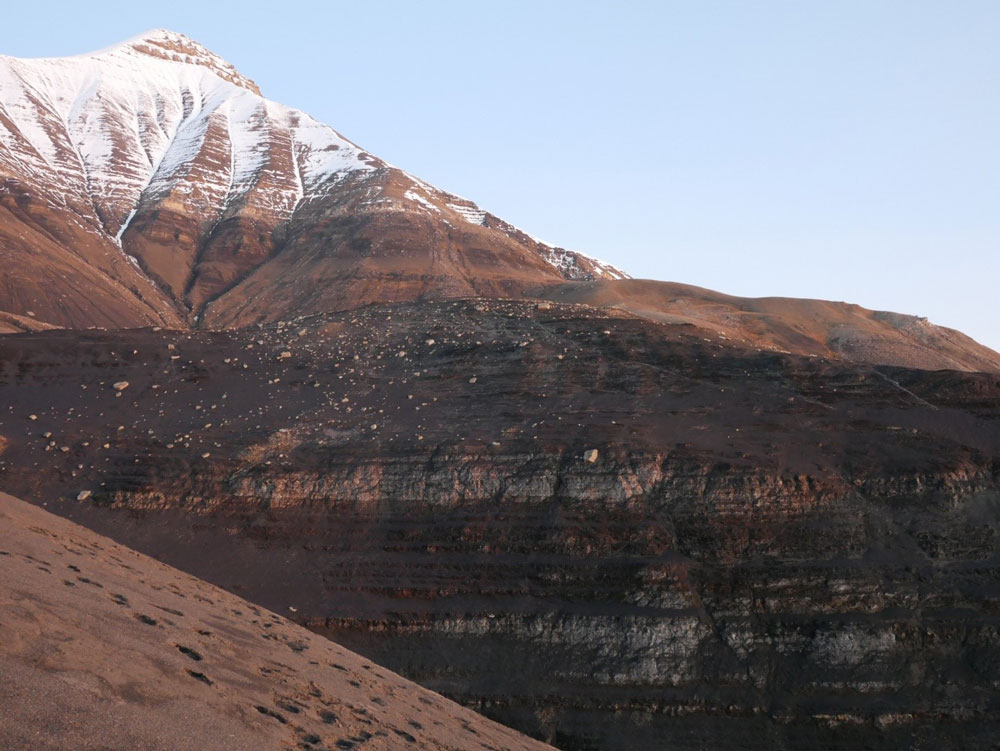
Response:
91,28,262,94
0,30,378,238
0,30,627,330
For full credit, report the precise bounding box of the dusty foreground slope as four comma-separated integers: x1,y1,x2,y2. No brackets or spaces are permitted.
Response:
0,491,552,751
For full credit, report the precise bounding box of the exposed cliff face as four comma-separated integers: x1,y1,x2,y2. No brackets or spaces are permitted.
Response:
0,300,997,749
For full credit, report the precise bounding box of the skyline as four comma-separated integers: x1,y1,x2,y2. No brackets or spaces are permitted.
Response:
2,1,998,351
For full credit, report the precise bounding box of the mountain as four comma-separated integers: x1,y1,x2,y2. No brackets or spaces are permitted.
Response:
0,491,553,751
0,29,623,330
2,30,997,375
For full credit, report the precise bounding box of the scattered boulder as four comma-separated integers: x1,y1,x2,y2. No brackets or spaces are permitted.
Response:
76,490,92,501
112,381,129,392
583,449,599,463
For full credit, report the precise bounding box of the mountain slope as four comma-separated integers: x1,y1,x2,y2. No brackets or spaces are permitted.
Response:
0,30,622,329
0,490,553,751
533,279,1000,373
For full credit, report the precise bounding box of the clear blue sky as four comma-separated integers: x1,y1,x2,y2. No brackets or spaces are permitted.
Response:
4,1,998,351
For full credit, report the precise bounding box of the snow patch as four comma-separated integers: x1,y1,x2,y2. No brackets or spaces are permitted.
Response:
404,189,440,213
447,203,487,226
540,245,629,281
115,207,138,244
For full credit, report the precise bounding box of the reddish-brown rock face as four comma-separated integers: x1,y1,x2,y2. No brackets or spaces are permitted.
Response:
533,279,1000,373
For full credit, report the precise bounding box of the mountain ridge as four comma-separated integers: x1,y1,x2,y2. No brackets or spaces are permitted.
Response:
533,279,1000,373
